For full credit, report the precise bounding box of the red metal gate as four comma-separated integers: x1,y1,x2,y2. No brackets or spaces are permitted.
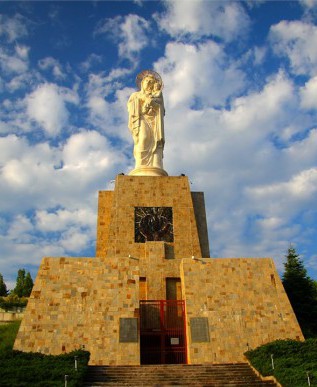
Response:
139,300,187,364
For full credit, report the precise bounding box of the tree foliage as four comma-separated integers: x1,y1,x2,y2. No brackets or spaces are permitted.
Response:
13,269,34,297
282,246,317,337
0,273,8,296
24,271,34,296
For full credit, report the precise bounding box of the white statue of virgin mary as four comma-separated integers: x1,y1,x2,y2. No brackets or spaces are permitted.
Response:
127,70,168,176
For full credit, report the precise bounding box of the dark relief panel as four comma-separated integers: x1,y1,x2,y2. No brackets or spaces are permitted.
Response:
119,318,138,343
135,207,174,243
190,317,210,343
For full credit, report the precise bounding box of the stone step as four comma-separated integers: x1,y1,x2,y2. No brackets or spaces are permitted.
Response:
83,363,277,386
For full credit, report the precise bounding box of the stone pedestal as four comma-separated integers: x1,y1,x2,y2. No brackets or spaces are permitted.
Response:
14,174,304,365
129,166,168,176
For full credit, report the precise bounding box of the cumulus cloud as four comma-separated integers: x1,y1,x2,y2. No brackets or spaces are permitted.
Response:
94,14,151,62
35,208,95,232
221,71,295,134
38,57,65,79
300,76,317,109
80,53,103,72
0,46,29,74
7,215,34,242
1,1,317,286
85,69,133,140
156,0,250,41
62,130,123,173
26,83,78,136
0,14,28,43
249,168,317,204
151,54,317,274
270,20,317,75
155,41,245,109
300,0,317,9
0,129,129,214
0,128,131,280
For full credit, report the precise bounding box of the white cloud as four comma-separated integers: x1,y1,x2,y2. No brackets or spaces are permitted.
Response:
7,215,34,241
94,14,151,62
60,226,92,252
246,168,317,217
0,130,127,215
253,46,267,65
285,129,317,167
62,130,122,173
155,41,245,109
149,57,317,275
35,208,95,232
15,44,29,59
156,0,250,41
270,20,317,75
5,72,37,93
0,14,28,43
0,47,29,74
300,76,317,109
26,83,78,136
221,71,295,134
85,71,133,140
300,0,317,9
0,128,130,277
80,53,102,72
38,57,65,79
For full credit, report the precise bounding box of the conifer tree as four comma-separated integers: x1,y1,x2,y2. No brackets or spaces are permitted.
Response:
282,246,317,337
0,273,7,296
24,271,34,297
13,269,33,297
13,269,26,298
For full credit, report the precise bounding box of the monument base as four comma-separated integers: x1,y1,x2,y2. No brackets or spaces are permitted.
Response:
129,166,168,176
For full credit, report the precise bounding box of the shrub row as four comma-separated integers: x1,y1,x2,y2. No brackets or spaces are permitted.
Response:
0,295,28,311
0,321,90,386
0,348,90,386
245,339,317,387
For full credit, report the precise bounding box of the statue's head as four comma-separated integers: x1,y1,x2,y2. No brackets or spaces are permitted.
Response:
136,70,163,92
141,75,155,92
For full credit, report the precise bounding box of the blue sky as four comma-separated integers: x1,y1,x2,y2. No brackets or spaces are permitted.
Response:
1,0,317,289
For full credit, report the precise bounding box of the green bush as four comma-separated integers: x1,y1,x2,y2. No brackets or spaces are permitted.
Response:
0,349,90,386
245,339,317,387
0,321,90,386
0,295,28,311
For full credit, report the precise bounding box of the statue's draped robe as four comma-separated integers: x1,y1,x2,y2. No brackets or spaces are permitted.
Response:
128,90,165,168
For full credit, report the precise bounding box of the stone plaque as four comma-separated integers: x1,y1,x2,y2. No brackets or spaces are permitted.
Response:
190,317,210,342
119,318,138,343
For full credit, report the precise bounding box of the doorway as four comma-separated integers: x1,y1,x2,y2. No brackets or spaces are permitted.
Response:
139,300,187,364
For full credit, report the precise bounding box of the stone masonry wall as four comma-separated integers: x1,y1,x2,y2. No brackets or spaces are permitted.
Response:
97,175,209,261
14,256,140,365
181,257,304,364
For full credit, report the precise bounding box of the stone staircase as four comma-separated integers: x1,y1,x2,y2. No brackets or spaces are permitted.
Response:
83,363,278,386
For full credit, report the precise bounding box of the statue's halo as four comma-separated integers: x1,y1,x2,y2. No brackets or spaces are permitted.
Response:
136,70,164,91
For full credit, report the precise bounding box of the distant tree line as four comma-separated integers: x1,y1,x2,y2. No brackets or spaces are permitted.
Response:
0,269,34,297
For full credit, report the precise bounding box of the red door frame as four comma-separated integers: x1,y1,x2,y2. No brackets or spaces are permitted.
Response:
140,300,187,364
